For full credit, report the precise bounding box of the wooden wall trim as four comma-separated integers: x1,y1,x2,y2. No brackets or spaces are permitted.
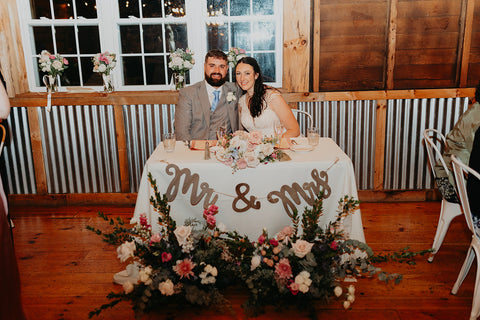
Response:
385,0,398,89
113,104,130,193
10,88,475,108
312,0,321,91
374,100,387,190
458,0,475,87
7,190,441,207
26,107,48,194
282,0,310,92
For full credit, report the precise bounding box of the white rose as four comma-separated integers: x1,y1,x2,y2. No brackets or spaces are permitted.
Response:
217,222,227,233
230,138,247,153
298,284,309,293
138,266,153,285
251,255,261,271
245,153,260,167
123,281,134,294
116,240,136,262
174,225,192,246
343,300,351,309
183,61,193,69
334,286,343,297
256,143,274,158
292,240,314,258
98,64,107,73
172,56,183,68
347,285,355,295
158,279,174,296
52,60,63,71
347,294,355,303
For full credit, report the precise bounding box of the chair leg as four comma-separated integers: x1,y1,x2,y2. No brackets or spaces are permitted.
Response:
468,243,480,320
451,242,475,295
428,199,462,262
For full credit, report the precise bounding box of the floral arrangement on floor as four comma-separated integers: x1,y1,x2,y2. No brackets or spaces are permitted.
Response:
38,50,69,77
227,47,247,68
92,51,117,75
211,130,289,172
168,48,195,90
87,175,430,319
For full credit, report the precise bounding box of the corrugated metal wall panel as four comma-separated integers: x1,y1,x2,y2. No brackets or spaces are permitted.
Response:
37,105,121,193
123,104,176,192
2,107,36,194
298,100,377,190
384,97,469,190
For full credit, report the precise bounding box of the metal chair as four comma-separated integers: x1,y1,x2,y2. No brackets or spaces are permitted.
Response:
451,154,480,320
291,109,313,128
423,129,463,262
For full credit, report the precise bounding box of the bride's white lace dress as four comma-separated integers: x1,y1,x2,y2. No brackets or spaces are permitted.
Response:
239,89,281,137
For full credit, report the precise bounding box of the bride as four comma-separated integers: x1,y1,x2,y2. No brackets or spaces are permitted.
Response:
235,57,300,139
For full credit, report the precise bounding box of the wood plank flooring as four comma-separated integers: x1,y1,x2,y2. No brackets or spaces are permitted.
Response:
9,202,477,320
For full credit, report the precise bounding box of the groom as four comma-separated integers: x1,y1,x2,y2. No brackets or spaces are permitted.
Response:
175,49,242,141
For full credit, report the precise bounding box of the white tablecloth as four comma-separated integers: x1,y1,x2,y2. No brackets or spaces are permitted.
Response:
133,138,365,242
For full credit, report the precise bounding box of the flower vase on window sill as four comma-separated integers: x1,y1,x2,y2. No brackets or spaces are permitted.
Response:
168,48,195,91
43,75,57,93
93,51,116,93
172,71,185,90
38,50,68,93
102,73,114,93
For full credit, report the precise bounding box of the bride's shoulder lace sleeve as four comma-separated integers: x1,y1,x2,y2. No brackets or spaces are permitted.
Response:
265,88,282,105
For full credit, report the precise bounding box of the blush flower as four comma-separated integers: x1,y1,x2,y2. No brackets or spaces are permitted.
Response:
173,258,196,279
116,240,136,262
149,233,162,245
275,258,293,279
174,226,192,246
292,240,314,258
248,131,263,145
158,279,175,296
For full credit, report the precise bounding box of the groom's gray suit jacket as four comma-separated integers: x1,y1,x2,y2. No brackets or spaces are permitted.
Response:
175,81,242,141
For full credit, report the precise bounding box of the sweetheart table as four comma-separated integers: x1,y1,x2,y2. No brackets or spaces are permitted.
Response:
132,138,365,242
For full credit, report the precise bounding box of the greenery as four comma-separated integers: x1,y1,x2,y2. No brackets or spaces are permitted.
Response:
87,175,430,319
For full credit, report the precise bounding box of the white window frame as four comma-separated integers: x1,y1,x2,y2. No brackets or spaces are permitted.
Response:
16,0,283,92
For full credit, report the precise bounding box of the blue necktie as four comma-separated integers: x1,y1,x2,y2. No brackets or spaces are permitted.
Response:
211,90,220,111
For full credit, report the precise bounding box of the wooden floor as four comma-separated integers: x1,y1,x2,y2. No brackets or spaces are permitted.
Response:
9,202,477,320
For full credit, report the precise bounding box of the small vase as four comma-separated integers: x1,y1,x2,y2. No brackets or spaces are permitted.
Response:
172,72,185,90
102,73,114,93
43,75,57,93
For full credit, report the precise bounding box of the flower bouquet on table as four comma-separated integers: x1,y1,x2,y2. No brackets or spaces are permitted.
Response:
92,52,117,92
211,130,290,172
38,50,69,92
168,48,195,90
227,47,247,68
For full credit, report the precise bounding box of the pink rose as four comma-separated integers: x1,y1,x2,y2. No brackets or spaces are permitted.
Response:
277,226,294,241
258,234,266,245
292,240,314,258
149,233,162,244
248,131,263,145
224,157,234,166
63,58,69,65
237,158,248,169
206,214,216,227
161,252,172,262
288,282,300,295
270,238,279,247
330,240,338,250
207,204,218,215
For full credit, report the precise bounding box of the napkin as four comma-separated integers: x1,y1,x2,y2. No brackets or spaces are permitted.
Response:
190,140,217,150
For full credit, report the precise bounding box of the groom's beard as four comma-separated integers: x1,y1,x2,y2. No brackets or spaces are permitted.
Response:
205,72,228,87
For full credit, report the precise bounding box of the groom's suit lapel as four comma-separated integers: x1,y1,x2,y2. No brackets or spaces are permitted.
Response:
198,81,210,128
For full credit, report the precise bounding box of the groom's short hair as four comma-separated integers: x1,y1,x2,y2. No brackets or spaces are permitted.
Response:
205,49,228,63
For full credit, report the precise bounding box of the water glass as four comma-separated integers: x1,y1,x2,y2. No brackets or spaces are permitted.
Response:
307,127,320,147
274,122,284,143
163,133,176,152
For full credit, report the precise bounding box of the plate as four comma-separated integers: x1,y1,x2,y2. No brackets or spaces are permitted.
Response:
290,144,314,152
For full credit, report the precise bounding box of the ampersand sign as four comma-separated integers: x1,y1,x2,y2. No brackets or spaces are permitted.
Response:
232,183,261,212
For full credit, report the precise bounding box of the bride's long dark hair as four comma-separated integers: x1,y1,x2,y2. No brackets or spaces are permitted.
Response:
237,57,267,118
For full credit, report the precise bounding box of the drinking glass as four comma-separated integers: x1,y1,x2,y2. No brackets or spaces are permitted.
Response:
163,133,176,152
274,122,284,144
307,127,320,147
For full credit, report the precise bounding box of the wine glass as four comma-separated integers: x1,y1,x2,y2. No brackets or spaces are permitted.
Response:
307,127,320,147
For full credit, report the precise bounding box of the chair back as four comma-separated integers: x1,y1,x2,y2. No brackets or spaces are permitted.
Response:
292,109,313,128
451,154,479,235
0,124,5,157
423,128,449,179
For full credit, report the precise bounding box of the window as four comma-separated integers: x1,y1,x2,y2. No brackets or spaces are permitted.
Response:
17,0,283,92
